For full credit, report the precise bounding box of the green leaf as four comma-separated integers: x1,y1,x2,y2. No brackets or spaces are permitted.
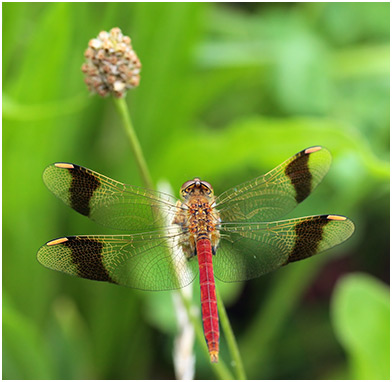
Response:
331,273,390,379
50,295,96,379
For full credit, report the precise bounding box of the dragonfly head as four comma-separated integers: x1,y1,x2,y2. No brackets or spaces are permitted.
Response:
180,178,214,199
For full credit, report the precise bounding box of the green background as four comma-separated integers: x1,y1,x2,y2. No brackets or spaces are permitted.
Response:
3,2,389,379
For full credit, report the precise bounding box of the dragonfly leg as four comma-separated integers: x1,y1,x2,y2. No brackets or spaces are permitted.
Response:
178,234,197,260
210,231,220,256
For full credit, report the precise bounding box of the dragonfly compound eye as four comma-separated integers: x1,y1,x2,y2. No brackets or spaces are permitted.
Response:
200,181,213,196
181,180,195,190
180,179,195,198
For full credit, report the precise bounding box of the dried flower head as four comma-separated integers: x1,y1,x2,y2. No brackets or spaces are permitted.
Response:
81,27,141,98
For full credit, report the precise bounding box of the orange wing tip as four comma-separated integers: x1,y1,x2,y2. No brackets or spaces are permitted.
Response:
210,351,219,363
327,215,347,221
47,237,69,246
305,146,322,154
54,163,74,169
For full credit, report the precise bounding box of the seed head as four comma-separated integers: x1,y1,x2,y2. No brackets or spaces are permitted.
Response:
81,27,141,98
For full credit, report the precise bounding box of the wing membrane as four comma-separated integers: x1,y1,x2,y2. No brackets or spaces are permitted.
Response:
43,163,179,232
215,147,331,223
37,231,198,291
213,215,354,282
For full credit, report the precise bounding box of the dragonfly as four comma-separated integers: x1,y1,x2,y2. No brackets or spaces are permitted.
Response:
37,146,354,363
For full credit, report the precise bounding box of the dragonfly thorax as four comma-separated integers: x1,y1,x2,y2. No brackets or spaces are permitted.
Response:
173,184,221,258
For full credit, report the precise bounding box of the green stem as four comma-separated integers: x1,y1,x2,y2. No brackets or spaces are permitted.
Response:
112,95,234,379
216,289,247,379
240,260,322,375
112,97,154,190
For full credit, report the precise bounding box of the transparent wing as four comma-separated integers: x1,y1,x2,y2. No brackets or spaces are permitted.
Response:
37,230,198,291
215,147,331,223
43,163,179,232
213,215,355,282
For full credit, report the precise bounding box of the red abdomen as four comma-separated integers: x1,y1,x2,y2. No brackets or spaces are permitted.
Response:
196,238,219,363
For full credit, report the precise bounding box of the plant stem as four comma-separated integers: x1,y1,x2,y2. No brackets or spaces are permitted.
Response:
216,289,247,379
178,291,234,380
112,95,235,379
113,97,154,190
240,260,322,374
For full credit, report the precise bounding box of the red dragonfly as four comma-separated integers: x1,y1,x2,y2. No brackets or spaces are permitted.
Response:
37,146,354,363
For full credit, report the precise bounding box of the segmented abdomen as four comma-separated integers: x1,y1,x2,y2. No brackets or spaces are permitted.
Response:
197,238,219,363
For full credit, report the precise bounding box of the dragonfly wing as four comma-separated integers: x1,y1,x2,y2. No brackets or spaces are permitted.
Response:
43,163,179,232
37,231,198,291
215,147,331,223
213,215,355,282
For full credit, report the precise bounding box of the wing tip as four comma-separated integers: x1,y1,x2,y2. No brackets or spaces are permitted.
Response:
304,146,323,154
323,215,355,238
326,214,347,221
322,214,354,225
54,163,75,169
46,237,69,246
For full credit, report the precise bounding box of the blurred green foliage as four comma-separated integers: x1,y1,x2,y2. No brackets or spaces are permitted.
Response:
3,2,389,380
331,273,389,379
